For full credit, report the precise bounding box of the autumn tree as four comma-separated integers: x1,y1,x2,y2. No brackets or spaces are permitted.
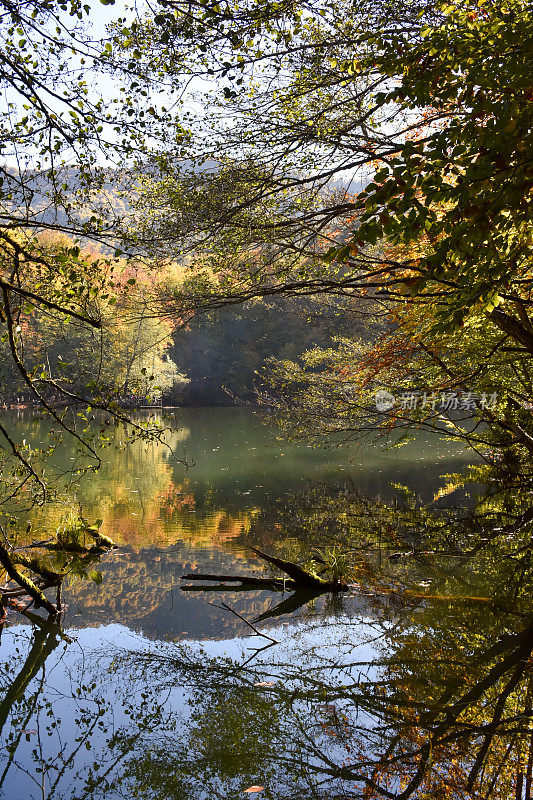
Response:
127,0,533,463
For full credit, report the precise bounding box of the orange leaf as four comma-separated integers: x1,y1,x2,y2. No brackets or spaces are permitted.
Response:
244,788,264,794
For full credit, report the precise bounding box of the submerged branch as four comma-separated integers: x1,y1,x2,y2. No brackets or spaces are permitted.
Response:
181,547,348,594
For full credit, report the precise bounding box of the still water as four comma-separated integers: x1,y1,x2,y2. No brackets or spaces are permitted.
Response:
1,409,530,799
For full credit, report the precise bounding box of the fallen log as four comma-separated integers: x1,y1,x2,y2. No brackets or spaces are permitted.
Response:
180,548,348,594
0,543,57,615
12,554,61,584
248,547,347,590
28,541,110,554
181,573,294,589
0,529,116,618
84,526,116,550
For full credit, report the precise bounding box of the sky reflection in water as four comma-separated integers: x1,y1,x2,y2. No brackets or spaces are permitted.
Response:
2,408,526,799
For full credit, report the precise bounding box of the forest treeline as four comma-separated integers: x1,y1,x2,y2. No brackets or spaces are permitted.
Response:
0,224,376,407
1,3,533,795
0,167,372,406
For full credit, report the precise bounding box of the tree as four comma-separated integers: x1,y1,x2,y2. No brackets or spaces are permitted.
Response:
128,0,533,463
0,0,190,616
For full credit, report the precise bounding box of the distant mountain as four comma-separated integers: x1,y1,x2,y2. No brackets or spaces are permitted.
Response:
1,160,366,232
1,165,131,232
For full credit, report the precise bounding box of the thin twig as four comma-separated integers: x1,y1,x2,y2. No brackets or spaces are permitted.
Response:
209,600,279,644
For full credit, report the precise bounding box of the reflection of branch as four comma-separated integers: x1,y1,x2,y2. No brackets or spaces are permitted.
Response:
466,656,528,791
17,608,72,643
0,624,60,738
209,600,279,645
253,588,324,622
0,419,46,500
365,617,533,800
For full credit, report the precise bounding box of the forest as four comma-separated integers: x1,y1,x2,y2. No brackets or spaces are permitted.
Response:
0,0,532,798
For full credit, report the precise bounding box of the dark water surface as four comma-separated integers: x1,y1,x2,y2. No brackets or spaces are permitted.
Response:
1,409,528,799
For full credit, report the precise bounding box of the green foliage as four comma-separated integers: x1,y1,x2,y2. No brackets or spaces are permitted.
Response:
171,297,367,404
55,509,86,550
352,0,533,333
312,545,358,585
0,0,192,538
0,234,182,403
124,0,533,464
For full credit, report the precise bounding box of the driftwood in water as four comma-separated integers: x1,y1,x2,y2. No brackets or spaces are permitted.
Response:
11,554,61,585
180,547,347,593
181,573,294,589
85,525,116,550
30,542,110,554
28,526,116,554
248,547,333,589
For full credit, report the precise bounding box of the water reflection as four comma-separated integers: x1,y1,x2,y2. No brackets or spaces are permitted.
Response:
2,408,474,637
2,408,529,799
2,582,533,799
11,408,473,545
0,623,172,800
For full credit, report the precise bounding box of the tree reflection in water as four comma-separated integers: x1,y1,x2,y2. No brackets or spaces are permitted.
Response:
2,478,533,799
0,622,173,800
124,593,533,798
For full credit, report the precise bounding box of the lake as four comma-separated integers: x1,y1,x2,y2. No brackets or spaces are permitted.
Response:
1,408,529,800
